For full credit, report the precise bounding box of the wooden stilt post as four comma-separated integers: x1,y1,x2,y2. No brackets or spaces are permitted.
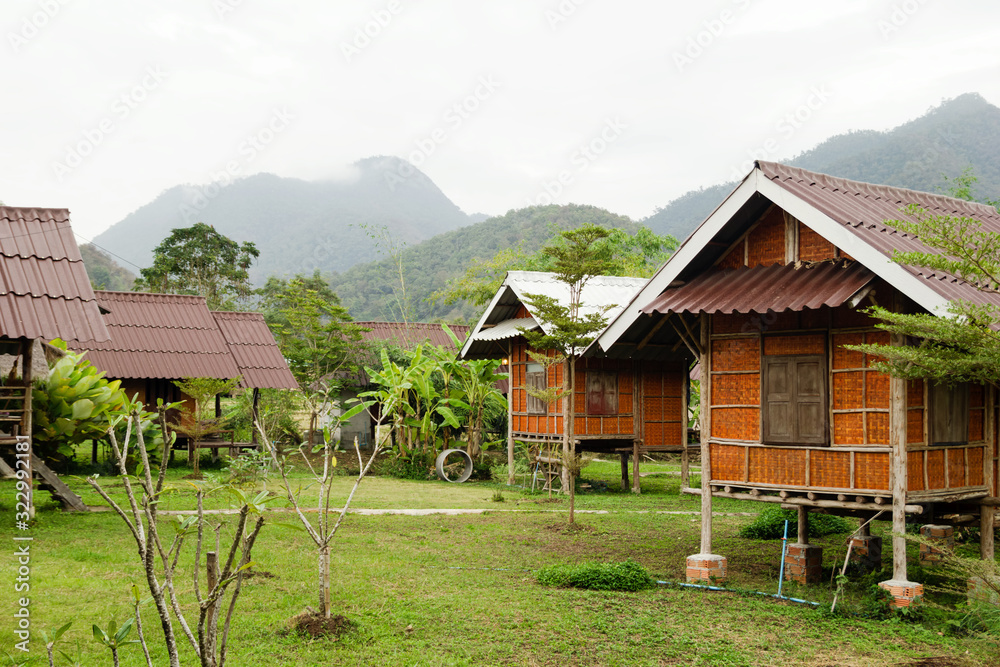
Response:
699,313,713,554
22,339,34,520
889,342,908,583
797,506,809,545
983,384,996,561
632,439,640,494
879,331,923,607
561,358,571,493
507,341,515,486
620,451,629,491
686,314,726,583
250,388,260,446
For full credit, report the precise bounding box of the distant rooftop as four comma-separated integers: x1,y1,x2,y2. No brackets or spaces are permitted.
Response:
0,206,109,342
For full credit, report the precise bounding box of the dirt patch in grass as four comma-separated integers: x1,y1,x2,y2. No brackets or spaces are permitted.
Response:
542,521,594,535
288,610,352,638
897,659,971,667
244,569,276,580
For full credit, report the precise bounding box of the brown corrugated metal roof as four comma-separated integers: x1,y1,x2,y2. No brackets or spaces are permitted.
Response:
356,322,469,350
758,161,1000,310
212,311,298,390
642,262,874,315
67,291,239,380
0,206,109,342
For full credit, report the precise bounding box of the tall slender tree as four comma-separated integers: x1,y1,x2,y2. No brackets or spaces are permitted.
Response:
519,224,614,524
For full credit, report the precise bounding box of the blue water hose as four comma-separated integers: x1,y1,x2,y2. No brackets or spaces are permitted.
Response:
659,581,819,607
777,518,789,598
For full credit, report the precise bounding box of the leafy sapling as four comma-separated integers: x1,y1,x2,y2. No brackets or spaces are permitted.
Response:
92,615,138,667
37,622,71,667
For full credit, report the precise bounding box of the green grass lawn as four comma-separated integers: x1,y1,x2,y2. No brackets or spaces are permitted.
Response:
2,455,996,666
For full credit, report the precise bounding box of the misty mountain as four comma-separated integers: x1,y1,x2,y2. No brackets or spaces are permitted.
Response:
91,156,479,282
644,93,1000,241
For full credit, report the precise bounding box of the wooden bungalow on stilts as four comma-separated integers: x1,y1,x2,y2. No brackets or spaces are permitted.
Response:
461,271,691,492
591,161,999,606
67,292,297,457
211,310,300,440
0,207,111,516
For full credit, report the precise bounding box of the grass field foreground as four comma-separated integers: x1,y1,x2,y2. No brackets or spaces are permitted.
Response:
1,456,996,666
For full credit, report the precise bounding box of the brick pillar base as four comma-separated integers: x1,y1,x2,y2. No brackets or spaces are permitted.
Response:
849,535,883,572
784,543,823,584
919,524,954,565
967,577,1000,605
686,554,727,585
879,579,924,608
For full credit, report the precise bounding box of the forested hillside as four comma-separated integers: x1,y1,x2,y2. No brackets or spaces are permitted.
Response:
644,93,1000,241
79,244,136,291
92,156,477,282
327,204,638,323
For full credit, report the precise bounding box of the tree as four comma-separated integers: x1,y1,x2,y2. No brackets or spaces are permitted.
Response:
851,169,1000,384
260,274,368,445
88,403,269,667
135,223,259,311
432,225,676,308
172,377,241,478
256,405,383,622
519,224,615,524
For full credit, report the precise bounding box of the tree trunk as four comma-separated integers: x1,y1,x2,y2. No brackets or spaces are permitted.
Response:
567,358,575,524
319,545,331,618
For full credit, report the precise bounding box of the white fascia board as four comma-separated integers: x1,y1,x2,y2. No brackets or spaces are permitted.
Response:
596,171,763,352
755,177,951,316
459,282,513,359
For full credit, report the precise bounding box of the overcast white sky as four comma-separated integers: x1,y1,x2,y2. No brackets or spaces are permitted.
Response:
3,0,1000,243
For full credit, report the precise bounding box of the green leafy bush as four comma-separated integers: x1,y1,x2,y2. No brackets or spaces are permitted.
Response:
738,506,854,540
375,451,435,480
536,560,654,591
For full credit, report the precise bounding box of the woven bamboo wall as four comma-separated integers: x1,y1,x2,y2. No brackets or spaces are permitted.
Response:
831,330,890,446
642,364,685,448
908,453,924,492
710,443,744,481
907,379,925,445
509,343,564,435
911,444,987,492
712,208,854,271
574,357,636,436
711,443,893,492
747,207,786,267
510,344,645,439
710,336,760,441
749,447,806,486
797,222,837,262
717,246,743,270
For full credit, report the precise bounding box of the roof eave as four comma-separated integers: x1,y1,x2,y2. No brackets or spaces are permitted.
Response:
596,169,763,352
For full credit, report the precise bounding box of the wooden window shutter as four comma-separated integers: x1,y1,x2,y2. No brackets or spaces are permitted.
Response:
526,363,546,415
603,372,618,414
763,358,793,443
929,382,968,445
762,354,827,445
795,358,825,444
586,371,618,415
